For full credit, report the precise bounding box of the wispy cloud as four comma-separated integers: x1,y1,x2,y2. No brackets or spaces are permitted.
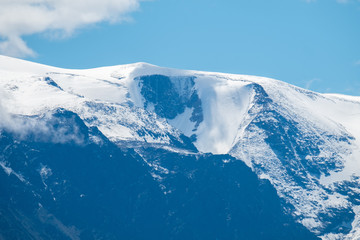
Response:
355,60,360,66
0,89,84,144
0,0,143,58
304,78,321,90
0,89,13,128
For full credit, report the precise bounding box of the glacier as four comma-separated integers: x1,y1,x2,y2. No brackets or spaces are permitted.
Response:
0,55,360,239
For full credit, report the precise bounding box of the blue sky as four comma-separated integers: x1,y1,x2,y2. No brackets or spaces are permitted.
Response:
1,0,360,95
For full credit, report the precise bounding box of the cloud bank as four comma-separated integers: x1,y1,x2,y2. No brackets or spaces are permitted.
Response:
0,89,84,144
0,0,142,58
0,89,13,128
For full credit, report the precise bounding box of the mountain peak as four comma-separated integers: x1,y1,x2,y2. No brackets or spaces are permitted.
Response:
1,57,360,239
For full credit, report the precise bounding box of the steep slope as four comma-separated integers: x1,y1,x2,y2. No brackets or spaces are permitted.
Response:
0,108,318,239
0,55,359,239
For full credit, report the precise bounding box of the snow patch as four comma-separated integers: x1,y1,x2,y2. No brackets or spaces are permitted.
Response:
0,161,26,183
193,76,253,154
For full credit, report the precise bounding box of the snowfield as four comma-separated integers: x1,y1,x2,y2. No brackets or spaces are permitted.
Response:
1,55,360,239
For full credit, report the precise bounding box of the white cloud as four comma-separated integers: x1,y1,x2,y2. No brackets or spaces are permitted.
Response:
0,0,143,57
0,89,84,144
0,88,13,128
0,36,36,58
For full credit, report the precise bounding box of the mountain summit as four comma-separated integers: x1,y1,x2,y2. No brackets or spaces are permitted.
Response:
1,55,359,239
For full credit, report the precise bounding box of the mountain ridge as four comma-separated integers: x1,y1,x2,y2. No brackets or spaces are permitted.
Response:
1,55,360,239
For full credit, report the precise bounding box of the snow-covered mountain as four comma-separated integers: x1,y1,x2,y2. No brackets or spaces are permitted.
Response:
1,55,359,239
